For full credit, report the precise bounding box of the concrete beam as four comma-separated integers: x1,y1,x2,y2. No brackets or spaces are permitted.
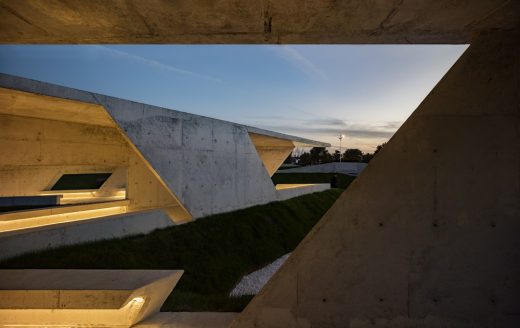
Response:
0,0,518,44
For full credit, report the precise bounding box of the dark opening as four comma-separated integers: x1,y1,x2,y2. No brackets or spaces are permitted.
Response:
0,196,60,213
51,173,112,190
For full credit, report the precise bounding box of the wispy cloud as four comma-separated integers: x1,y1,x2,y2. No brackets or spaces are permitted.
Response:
246,114,401,140
270,46,327,80
94,46,223,84
258,124,396,139
247,115,345,127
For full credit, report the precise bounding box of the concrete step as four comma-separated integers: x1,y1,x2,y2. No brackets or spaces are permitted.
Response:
0,269,183,327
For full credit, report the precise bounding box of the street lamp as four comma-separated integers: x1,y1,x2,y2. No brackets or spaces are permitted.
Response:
338,134,345,162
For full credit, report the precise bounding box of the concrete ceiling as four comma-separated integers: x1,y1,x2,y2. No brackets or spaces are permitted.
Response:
1,0,519,44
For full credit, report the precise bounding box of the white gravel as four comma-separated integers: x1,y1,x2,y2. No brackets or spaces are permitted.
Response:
229,253,291,297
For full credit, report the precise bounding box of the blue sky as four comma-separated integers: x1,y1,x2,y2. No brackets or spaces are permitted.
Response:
0,45,467,152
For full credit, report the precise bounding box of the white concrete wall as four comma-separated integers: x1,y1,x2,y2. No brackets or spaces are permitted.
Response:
102,99,279,218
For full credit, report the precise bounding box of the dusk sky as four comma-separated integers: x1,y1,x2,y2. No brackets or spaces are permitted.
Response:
0,45,467,153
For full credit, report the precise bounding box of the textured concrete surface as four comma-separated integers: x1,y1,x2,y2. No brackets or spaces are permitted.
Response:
0,269,183,327
232,29,520,328
278,162,368,176
0,74,328,258
0,105,190,230
136,312,238,328
0,209,174,260
0,74,327,220
0,0,519,44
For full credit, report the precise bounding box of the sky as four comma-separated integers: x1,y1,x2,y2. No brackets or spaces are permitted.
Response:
0,45,467,153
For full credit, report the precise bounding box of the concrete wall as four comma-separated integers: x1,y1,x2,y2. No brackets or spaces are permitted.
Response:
0,113,128,196
101,96,279,219
278,162,367,176
232,29,520,328
0,75,328,258
0,210,174,260
0,110,188,221
0,75,328,220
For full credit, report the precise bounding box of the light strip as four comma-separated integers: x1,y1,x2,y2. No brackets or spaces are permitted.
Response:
0,202,129,233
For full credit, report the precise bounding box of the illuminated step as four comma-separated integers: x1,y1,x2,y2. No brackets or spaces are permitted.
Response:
0,269,183,327
38,188,127,205
0,200,130,233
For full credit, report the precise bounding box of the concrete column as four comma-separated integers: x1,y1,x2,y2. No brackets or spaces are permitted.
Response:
232,29,520,327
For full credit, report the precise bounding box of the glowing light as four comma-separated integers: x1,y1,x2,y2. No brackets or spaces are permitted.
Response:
275,183,320,190
131,296,145,304
0,201,129,233
38,189,126,205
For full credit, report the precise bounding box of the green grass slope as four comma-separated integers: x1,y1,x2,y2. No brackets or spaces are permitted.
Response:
0,187,347,311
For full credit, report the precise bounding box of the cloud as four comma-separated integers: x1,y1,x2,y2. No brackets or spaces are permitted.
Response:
247,114,345,127
270,46,327,80
94,46,222,84
246,114,400,140
260,125,395,139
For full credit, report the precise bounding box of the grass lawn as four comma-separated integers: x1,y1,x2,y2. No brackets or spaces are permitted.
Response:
0,187,347,312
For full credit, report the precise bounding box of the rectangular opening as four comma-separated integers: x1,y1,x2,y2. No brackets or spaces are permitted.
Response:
51,173,112,190
0,196,61,213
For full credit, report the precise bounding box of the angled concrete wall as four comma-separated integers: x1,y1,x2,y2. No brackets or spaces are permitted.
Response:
232,29,520,328
102,97,278,218
0,75,328,219
0,75,329,258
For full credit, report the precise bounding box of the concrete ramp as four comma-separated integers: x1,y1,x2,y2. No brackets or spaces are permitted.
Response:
232,29,520,327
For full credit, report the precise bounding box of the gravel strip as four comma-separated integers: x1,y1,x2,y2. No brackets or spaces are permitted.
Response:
230,253,291,297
